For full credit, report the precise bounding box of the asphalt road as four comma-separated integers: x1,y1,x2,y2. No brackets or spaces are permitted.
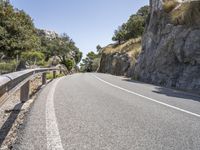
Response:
13,73,200,150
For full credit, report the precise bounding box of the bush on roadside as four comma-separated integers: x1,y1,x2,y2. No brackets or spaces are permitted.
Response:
0,60,17,74
46,72,65,80
21,51,45,65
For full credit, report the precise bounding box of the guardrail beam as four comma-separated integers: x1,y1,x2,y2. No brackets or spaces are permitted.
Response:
0,68,62,105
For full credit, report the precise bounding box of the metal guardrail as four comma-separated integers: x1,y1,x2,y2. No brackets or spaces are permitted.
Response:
0,68,60,105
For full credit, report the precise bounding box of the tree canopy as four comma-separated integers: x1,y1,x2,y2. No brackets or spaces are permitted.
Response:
0,2,41,58
80,51,99,72
0,1,82,71
112,5,149,44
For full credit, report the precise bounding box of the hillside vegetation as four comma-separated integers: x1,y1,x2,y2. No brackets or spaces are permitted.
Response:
81,5,149,74
0,1,82,74
80,51,100,72
112,6,149,44
103,38,141,56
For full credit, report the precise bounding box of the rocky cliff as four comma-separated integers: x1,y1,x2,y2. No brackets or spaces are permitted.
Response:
98,38,141,77
134,0,200,93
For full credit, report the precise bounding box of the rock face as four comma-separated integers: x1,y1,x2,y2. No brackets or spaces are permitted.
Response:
98,39,141,77
98,52,131,76
134,0,200,93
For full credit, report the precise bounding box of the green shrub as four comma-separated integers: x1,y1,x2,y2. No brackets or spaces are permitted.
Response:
36,60,48,67
21,51,45,65
46,72,65,80
46,73,53,80
64,59,74,71
0,60,17,74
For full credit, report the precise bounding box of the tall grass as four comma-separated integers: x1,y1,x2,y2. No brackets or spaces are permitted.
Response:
171,1,200,25
163,0,200,26
163,0,179,13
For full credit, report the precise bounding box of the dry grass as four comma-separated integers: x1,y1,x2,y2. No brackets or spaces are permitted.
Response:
170,1,200,25
102,38,141,66
103,37,141,55
163,0,179,13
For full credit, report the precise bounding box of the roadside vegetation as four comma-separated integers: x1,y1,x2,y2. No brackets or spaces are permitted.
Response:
80,6,149,73
0,0,82,74
46,72,65,80
80,49,101,72
112,6,149,44
103,38,141,58
0,60,17,74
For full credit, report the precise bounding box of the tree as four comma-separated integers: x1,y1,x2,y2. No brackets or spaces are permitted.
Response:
80,51,98,72
0,3,41,58
126,15,146,39
21,50,44,65
112,24,127,44
0,2,83,71
96,45,102,53
65,59,74,71
112,5,149,43
74,51,82,64
37,30,82,68
137,5,149,18
0,0,10,7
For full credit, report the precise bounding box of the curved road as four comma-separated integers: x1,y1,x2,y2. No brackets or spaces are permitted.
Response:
14,73,200,150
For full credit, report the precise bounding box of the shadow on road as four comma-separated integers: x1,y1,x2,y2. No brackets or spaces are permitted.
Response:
122,78,148,85
152,87,200,103
122,79,200,103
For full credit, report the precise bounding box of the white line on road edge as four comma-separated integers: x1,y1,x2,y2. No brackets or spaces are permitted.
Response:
46,78,64,150
93,75,200,118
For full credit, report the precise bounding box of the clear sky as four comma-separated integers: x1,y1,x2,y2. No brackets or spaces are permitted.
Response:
10,0,149,57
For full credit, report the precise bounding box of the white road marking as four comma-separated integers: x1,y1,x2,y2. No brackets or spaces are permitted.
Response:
93,75,200,118
46,78,64,150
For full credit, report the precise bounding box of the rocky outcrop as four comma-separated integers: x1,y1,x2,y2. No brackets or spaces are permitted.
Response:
98,52,131,76
98,39,141,77
37,29,58,40
134,0,200,93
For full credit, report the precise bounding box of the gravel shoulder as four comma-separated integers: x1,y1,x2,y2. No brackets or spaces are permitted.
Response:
0,75,46,150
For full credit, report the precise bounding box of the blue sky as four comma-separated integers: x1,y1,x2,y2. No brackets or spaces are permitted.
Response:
10,0,149,57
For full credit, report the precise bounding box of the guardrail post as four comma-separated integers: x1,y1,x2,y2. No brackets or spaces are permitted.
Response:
20,80,30,103
59,66,62,74
42,72,47,85
53,70,56,79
